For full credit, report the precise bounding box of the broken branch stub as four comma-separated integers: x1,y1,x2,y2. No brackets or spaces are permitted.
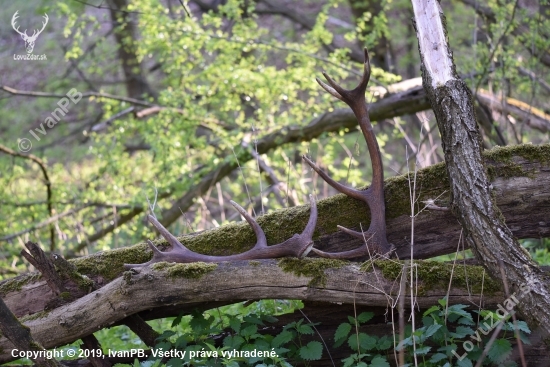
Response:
303,48,394,259
124,195,317,269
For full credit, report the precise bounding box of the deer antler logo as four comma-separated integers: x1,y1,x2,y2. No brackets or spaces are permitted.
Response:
11,11,49,54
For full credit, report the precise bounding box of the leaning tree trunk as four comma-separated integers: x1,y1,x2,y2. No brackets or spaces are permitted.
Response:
411,0,550,335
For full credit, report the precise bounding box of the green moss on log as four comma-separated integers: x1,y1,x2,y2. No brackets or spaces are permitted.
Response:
365,260,502,295
19,310,51,322
485,143,550,180
71,243,152,280
151,261,217,279
278,258,349,287
0,273,41,296
54,143,550,280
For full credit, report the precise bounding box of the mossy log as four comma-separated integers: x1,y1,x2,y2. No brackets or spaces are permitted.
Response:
1,144,549,321
0,259,509,362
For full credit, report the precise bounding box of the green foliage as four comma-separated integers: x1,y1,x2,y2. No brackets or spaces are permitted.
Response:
331,297,530,367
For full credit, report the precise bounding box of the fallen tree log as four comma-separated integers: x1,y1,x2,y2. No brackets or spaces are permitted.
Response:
0,259,509,362
1,144,549,321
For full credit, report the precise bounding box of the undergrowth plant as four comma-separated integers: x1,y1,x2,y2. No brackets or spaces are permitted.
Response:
146,308,322,366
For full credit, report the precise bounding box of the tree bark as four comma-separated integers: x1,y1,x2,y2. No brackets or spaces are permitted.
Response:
0,259,509,362
2,147,549,319
412,0,550,336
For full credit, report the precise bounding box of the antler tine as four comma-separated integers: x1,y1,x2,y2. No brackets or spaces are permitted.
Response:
336,225,373,239
300,195,318,240
360,48,371,88
147,215,189,252
11,11,23,35
124,196,319,269
315,77,344,101
230,200,268,249
302,155,364,201
306,48,394,259
146,240,164,255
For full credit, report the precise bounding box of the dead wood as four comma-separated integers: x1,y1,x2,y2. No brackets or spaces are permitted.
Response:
0,259,507,362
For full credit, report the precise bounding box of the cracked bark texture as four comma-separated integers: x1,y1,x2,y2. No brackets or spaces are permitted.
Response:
412,0,550,335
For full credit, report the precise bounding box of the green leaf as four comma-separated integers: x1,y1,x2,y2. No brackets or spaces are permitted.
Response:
395,336,413,351
223,335,245,349
166,358,183,367
415,346,431,355
487,339,512,363
156,330,176,342
429,353,448,363
189,312,210,333
356,312,374,324
422,323,442,341
175,335,187,349
423,305,440,317
296,323,314,335
450,326,474,339
370,355,390,367
334,322,352,341
458,317,475,325
240,324,258,338
376,335,393,351
244,315,263,325
263,315,278,323
229,317,241,333
456,357,473,367
272,330,293,348
298,341,323,360
171,313,183,327
348,333,377,351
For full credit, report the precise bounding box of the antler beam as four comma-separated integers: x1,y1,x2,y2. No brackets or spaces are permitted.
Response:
125,195,317,269
303,48,394,259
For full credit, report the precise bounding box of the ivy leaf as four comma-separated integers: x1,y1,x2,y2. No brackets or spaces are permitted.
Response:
370,355,390,367
272,330,293,348
334,322,352,342
488,339,512,363
356,312,374,324
298,341,323,361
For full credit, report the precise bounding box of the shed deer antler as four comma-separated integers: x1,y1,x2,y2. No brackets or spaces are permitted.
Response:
124,195,317,269
303,48,394,259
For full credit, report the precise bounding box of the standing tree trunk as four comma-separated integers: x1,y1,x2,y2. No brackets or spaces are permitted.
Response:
411,0,550,335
